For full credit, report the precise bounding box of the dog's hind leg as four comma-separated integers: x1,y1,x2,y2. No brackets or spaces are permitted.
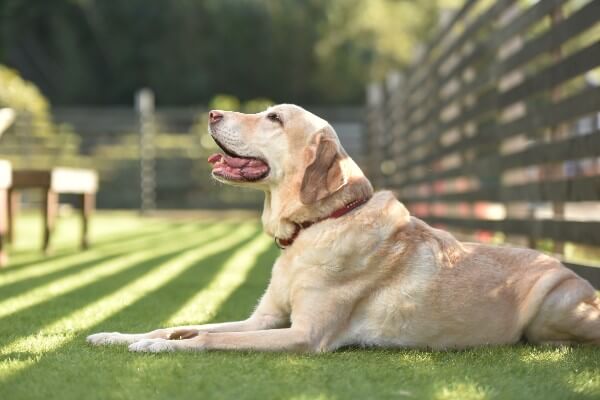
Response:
525,277,600,345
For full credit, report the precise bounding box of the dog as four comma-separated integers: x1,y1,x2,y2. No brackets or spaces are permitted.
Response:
88,104,600,352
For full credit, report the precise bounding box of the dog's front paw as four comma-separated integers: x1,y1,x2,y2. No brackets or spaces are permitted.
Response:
87,332,138,346
129,338,177,353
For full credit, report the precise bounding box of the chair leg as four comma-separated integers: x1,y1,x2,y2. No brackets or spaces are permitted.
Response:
81,193,95,249
0,189,7,267
43,189,58,254
7,188,18,244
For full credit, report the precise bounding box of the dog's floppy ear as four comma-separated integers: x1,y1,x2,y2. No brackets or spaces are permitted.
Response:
300,127,347,204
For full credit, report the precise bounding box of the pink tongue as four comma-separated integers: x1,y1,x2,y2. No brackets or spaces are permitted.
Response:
224,155,250,168
208,153,269,180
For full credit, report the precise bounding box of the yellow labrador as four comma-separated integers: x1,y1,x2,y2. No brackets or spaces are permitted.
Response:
88,104,600,352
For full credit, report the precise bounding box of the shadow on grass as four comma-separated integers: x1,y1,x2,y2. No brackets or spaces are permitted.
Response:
85,233,259,333
3,222,182,271
205,243,279,323
0,229,235,349
0,225,201,301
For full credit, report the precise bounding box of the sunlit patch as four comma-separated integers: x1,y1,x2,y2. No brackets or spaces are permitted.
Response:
167,233,273,325
434,382,493,400
0,223,258,381
567,370,600,394
0,224,197,288
519,347,569,363
0,224,227,320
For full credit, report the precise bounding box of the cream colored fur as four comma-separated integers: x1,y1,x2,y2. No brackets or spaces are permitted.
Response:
88,104,600,353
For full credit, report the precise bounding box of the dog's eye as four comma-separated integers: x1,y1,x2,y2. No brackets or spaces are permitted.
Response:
267,113,282,125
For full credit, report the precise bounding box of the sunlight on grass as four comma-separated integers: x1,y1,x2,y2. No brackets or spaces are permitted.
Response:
434,382,493,400
0,224,226,320
0,224,196,287
0,223,258,380
519,347,569,363
567,370,600,394
167,232,273,325
8,212,161,255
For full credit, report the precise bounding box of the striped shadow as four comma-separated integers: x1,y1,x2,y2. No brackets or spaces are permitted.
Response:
167,233,274,325
0,223,258,381
0,223,197,286
0,223,227,321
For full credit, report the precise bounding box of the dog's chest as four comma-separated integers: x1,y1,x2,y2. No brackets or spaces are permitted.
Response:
333,244,443,348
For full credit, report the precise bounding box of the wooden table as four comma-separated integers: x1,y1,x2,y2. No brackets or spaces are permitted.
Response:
0,160,11,266
9,168,98,255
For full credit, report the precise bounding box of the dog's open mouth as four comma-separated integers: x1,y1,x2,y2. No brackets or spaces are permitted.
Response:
207,139,270,182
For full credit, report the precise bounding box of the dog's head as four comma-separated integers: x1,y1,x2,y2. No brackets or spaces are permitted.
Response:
208,104,362,205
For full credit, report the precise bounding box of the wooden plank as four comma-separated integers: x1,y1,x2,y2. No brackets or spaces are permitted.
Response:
409,0,479,87
394,0,599,156
397,0,563,139
420,216,600,246
402,175,600,203
12,168,98,193
498,41,600,109
398,40,600,163
396,86,600,177
400,0,513,125
397,131,600,187
12,170,52,188
406,0,513,98
500,0,600,75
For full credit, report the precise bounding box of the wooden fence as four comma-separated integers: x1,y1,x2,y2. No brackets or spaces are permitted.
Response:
365,0,600,286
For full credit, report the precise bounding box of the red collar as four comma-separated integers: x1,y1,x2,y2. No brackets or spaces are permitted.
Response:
275,197,371,249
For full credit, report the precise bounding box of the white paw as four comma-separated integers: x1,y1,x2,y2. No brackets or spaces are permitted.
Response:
129,338,177,353
86,332,138,346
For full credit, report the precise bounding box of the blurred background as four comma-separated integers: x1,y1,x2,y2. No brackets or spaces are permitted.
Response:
0,0,460,210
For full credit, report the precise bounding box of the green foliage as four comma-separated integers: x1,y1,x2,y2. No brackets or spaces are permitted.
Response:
0,0,461,105
0,64,87,168
0,65,48,116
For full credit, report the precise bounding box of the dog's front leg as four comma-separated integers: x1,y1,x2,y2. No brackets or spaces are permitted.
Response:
129,293,349,353
128,328,316,353
87,288,287,346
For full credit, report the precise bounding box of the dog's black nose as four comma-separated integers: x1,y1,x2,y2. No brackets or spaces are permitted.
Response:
209,110,224,124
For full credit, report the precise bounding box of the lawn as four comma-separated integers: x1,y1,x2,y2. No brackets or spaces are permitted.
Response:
0,212,599,400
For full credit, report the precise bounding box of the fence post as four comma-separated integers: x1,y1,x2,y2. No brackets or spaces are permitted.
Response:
366,83,385,188
548,4,566,255
136,88,156,214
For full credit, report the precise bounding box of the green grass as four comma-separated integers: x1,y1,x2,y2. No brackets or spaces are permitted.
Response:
1,212,599,400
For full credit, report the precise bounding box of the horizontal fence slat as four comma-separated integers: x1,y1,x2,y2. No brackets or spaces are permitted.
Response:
397,86,600,178
393,0,599,151
398,0,568,139
402,175,600,203
397,130,600,187
419,217,600,246
397,42,600,163
404,0,480,96
498,41,600,109
401,1,513,124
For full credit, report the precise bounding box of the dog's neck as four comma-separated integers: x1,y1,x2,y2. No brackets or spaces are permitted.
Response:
261,174,374,241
